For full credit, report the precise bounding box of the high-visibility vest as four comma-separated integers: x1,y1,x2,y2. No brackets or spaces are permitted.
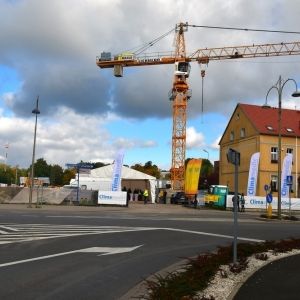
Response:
143,190,148,196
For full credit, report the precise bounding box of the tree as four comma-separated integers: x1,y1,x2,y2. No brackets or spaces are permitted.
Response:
50,164,64,186
131,163,144,173
131,161,161,179
0,164,14,185
200,159,213,177
62,168,77,186
31,158,51,178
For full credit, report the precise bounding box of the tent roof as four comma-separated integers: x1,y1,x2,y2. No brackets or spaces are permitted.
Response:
90,165,156,180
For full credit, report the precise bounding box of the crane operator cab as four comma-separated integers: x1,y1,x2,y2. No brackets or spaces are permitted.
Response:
174,62,191,78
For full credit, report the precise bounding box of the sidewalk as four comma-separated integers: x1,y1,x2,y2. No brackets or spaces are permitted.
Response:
0,201,200,214
233,253,300,300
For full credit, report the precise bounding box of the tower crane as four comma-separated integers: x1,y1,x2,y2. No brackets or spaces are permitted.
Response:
96,22,300,190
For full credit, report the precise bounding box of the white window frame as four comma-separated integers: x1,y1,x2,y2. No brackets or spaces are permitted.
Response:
241,127,245,138
271,175,278,191
230,131,234,141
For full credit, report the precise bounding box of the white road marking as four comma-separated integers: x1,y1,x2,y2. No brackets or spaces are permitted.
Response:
45,215,257,222
0,225,18,231
0,223,265,246
164,228,264,242
0,245,144,268
0,223,159,245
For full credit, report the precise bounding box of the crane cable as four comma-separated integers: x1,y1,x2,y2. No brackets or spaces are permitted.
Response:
119,24,300,58
119,28,176,56
188,24,300,35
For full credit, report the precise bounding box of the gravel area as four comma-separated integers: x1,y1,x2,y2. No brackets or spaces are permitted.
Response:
198,249,300,300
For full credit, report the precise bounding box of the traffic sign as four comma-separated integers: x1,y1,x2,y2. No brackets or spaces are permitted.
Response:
266,193,273,204
65,163,93,169
78,164,93,169
286,175,293,186
65,163,78,168
264,184,269,191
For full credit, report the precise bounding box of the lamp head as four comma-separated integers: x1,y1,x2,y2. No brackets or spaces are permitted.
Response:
262,102,271,109
32,108,40,114
292,90,300,97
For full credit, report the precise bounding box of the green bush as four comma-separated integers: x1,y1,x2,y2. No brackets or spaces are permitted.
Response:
139,238,300,300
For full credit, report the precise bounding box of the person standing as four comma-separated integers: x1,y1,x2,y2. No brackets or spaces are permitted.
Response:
163,190,167,204
143,189,148,204
194,194,198,209
122,187,128,207
232,194,240,212
126,188,131,207
159,189,163,203
240,193,245,212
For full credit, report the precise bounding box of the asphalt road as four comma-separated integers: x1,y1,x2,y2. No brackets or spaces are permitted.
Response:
0,203,299,300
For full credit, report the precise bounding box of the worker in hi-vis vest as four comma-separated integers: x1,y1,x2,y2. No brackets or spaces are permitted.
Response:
143,189,148,204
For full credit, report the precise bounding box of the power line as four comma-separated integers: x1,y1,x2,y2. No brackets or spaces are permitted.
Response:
188,24,300,35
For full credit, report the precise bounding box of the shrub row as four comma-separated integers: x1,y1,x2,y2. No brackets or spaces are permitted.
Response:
138,238,300,300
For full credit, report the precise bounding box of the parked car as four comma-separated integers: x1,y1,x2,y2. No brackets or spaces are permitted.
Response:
170,191,188,205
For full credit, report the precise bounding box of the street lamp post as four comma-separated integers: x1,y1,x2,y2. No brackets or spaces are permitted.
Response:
28,96,40,208
262,76,300,219
203,149,209,160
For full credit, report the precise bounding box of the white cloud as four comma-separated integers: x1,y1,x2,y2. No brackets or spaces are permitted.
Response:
210,136,222,150
1,0,300,169
186,127,205,149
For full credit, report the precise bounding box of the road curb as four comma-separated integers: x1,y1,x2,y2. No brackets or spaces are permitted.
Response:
118,258,189,299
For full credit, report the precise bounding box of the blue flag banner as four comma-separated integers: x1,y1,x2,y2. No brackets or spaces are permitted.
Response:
110,149,125,191
247,152,260,196
281,153,293,198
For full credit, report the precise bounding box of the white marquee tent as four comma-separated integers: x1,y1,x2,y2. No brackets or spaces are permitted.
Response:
75,165,157,203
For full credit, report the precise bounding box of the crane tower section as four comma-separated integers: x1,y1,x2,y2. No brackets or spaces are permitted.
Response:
169,23,191,190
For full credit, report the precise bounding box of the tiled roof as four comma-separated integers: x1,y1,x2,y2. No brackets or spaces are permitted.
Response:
239,103,300,137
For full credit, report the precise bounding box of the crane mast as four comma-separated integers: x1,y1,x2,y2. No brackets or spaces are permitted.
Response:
96,23,300,190
169,23,190,190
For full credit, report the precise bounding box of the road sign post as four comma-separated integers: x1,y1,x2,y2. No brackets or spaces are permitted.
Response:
286,175,293,218
266,193,273,218
264,184,269,210
65,163,93,205
226,148,240,266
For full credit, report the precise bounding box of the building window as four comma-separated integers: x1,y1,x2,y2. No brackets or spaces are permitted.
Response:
241,127,245,138
270,175,278,192
285,127,293,133
266,126,274,131
287,148,294,164
271,147,278,163
230,131,234,141
236,113,240,120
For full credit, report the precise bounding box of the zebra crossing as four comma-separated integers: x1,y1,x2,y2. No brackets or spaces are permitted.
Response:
0,223,157,245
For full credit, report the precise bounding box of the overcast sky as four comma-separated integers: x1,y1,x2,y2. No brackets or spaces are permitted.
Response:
1,0,300,170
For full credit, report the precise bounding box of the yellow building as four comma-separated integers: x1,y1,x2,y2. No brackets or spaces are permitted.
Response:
219,103,300,197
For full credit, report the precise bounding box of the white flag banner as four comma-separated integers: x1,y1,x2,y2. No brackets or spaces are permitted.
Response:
281,153,293,198
247,152,260,196
110,148,125,191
